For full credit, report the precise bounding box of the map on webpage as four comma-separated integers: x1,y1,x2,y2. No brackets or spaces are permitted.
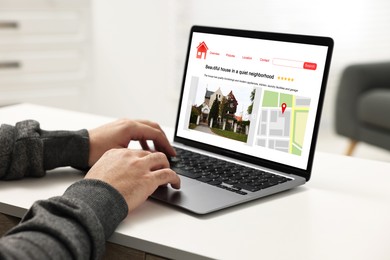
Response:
256,90,310,156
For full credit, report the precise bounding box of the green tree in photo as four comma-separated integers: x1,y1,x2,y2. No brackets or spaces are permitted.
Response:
209,99,220,127
190,105,201,124
247,88,256,114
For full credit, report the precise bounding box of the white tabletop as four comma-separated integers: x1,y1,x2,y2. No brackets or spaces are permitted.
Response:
1,103,390,260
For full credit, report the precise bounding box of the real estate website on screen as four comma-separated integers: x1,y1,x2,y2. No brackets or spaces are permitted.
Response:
176,32,329,170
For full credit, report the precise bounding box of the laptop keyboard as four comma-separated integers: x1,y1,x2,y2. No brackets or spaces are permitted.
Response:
170,147,292,195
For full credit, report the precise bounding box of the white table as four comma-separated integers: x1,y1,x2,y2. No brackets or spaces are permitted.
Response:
1,103,390,260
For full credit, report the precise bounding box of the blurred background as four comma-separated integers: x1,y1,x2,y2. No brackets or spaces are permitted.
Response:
1,0,389,162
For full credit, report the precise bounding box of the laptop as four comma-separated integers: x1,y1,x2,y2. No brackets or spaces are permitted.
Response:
151,25,334,214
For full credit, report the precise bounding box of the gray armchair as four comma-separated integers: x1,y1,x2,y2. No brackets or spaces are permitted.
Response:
335,62,390,155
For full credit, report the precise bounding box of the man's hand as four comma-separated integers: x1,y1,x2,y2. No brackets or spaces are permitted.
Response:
88,119,176,167
85,148,181,213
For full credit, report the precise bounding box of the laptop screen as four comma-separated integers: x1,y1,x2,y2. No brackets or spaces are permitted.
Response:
174,26,333,179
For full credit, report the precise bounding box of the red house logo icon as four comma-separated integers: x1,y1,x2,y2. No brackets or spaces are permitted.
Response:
196,41,208,59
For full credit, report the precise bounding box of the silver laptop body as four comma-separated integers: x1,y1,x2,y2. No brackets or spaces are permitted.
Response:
151,26,333,214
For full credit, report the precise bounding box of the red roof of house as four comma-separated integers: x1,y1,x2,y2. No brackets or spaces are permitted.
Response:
235,115,242,121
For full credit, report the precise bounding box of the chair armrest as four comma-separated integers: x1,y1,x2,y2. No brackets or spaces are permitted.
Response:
335,61,390,139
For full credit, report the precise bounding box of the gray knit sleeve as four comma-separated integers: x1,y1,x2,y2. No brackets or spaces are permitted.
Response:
0,120,89,180
0,179,128,260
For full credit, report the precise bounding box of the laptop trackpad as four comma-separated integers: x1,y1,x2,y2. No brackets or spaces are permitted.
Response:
151,176,242,214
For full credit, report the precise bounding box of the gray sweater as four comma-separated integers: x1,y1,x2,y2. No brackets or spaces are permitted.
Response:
0,120,128,259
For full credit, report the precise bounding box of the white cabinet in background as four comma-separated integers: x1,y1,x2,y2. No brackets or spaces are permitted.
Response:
0,0,91,110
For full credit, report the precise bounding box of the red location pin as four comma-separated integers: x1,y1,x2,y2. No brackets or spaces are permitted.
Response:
281,103,287,114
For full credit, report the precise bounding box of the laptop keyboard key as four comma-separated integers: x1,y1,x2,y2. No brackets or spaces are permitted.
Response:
209,180,222,186
233,183,261,192
173,168,202,179
198,176,212,183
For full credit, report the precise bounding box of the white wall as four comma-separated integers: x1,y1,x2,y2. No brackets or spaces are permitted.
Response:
90,0,390,132
91,0,179,127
